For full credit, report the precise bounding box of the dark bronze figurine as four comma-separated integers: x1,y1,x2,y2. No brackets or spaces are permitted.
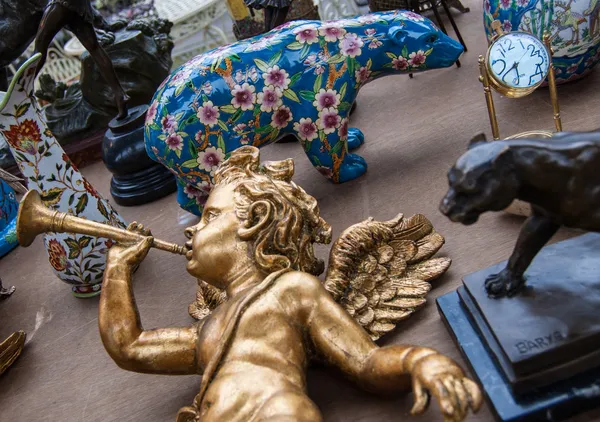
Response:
0,0,48,91
34,0,130,119
244,0,292,32
439,132,600,297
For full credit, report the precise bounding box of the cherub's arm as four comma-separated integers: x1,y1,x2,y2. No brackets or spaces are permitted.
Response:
98,224,199,375
294,274,481,421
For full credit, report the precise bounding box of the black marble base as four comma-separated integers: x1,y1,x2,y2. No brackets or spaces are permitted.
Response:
437,291,600,422
103,104,177,206
110,162,176,206
459,234,600,394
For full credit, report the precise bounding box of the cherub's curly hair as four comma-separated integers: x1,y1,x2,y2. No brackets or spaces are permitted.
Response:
214,146,332,276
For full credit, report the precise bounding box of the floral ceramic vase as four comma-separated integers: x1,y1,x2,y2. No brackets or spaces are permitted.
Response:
484,0,600,83
0,180,19,258
0,53,127,298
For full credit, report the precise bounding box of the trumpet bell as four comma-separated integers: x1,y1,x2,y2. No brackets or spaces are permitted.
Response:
16,190,52,247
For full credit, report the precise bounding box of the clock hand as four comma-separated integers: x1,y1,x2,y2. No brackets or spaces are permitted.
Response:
513,62,521,85
502,62,518,83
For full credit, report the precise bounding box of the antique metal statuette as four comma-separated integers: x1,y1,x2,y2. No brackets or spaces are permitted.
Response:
18,146,481,421
34,0,130,119
437,132,600,421
440,131,600,297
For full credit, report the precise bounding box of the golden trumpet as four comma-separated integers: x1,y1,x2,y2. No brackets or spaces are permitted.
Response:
16,190,187,255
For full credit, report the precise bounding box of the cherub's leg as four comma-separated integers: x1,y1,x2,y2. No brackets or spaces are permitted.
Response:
485,214,559,297
256,390,323,422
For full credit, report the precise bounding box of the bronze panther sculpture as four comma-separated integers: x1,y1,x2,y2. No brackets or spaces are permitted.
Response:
439,132,600,297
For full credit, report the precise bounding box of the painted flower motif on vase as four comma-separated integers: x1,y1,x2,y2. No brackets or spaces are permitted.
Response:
82,179,99,198
197,146,225,175
47,239,68,272
2,119,42,155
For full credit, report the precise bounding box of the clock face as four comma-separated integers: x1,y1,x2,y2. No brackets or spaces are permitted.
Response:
487,32,550,90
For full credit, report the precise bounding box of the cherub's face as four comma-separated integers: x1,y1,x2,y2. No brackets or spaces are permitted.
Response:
184,183,248,288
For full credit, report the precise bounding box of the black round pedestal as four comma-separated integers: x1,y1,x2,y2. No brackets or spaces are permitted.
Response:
102,104,177,206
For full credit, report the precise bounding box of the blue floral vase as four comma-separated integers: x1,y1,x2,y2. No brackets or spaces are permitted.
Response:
484,0,600,83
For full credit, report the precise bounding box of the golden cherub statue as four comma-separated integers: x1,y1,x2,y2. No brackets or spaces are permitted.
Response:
97,146,482,421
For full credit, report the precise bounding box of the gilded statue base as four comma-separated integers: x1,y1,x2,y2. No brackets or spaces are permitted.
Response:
438,233,600,421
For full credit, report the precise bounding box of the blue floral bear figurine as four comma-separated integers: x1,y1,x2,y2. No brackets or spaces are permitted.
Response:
145,10,464,215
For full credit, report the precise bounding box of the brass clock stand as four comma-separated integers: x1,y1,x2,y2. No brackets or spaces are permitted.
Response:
479,20,563,141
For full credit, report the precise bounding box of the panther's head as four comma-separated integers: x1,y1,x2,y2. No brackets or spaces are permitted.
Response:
439,134,520,225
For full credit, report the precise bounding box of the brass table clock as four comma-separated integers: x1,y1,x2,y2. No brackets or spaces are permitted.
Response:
479,20,562,140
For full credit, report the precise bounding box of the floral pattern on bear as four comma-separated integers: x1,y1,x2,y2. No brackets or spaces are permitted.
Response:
145,11,464,216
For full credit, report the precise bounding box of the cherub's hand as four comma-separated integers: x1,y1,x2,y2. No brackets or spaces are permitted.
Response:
410,352,482,422
107,222,154,267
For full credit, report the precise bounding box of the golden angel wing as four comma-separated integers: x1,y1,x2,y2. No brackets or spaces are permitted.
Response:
324,214,451,341
0,331,26,375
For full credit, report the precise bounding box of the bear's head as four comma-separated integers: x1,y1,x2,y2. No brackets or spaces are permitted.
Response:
439,135,520,225
374,11,464,72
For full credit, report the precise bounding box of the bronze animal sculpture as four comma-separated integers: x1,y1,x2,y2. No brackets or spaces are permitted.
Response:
34,0,130,119
0,0,48,90
439,132,600,297
244,0,292,32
